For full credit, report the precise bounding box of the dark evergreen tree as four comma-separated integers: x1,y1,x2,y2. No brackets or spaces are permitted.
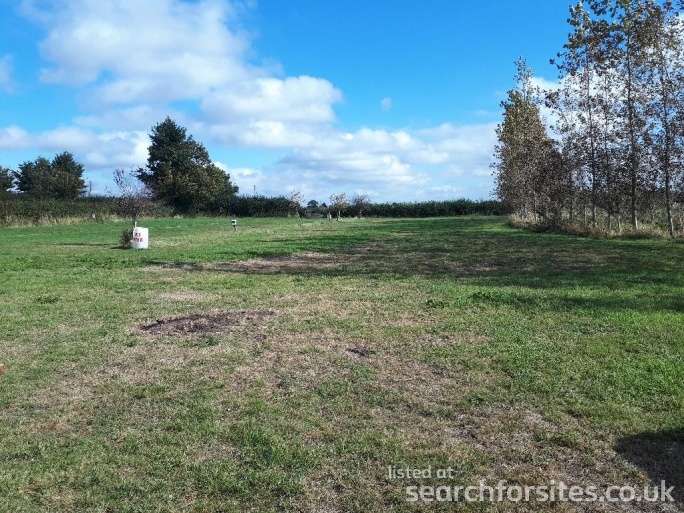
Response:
137,117,238,213
0,165,13,193
14,157,52,198
50,151,87,199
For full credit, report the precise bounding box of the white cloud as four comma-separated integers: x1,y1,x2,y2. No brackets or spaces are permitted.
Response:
38,0,252,97
34,0,343,134
37,126,97,151
201,76,342,124
242,121,498,202
531,76,560,93
0,125,29,150
82,131,150,168
0,55,13,91
211,163,263,196
418,123,497,164
210,121,323,149
33,0,342,131
11,126,145,168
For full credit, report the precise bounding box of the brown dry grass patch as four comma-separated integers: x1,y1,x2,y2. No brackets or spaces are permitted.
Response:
15,309,280,438
208,318,672,512
151,289,219,304
14,306,675,512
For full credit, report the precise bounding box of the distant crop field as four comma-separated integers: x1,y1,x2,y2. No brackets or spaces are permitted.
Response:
1,216,683,512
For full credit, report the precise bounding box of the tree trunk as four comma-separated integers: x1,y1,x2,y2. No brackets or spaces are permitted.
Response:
665,169,675,238
630,171,638,230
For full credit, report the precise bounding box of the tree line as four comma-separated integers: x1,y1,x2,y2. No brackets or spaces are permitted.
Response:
0,193,505,226
494,0,684,236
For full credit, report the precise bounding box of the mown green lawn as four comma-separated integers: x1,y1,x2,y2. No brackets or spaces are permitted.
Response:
1,216,682,512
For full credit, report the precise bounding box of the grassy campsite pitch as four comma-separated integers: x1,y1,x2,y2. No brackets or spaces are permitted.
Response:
1,216,683,512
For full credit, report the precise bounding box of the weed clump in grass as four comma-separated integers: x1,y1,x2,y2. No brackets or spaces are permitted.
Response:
508,214,671,240
119,228,134,248
621,226,668,240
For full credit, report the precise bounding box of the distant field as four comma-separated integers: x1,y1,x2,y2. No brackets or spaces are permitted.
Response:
1,216,683,512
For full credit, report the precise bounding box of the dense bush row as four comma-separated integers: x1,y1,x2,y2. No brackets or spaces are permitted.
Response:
220,195,292,217
1,196,115,222
359,199,508,218
0,195,172,225
223,197,508,218
0,194,508,226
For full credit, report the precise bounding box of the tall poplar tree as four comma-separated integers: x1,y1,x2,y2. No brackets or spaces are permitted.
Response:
611,0,655,229
553,2,616,226
494,59,560,220
643,0,684,237
552,0,673,230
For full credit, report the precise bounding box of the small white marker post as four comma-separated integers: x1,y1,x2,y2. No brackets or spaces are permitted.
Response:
231,219,237,232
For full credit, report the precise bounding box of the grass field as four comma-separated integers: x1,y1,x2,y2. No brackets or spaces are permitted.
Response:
1,216,683,512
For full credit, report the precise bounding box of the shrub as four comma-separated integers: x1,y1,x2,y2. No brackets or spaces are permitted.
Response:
119,229,134,248
506,215,529,229
621,227,667,240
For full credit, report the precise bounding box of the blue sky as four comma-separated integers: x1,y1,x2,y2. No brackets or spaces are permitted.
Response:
0,0,571,203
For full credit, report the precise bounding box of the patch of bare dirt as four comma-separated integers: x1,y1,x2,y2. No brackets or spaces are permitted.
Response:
137,309,278,338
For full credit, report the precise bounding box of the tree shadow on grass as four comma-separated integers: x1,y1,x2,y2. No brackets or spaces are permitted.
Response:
144,231,681,279
144,217,684,313
55,243,112,247
614,429,684,503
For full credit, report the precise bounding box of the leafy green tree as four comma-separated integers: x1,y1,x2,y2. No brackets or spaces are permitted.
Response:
551,3,610,226
13,152,85,199
137,117,238,213
289,189,304,217
113,168,155,225
610,0,655,230
351,192,371,218
642,0,683,237
329,192,349,220
550,0,684,232
16,157,52,198
493,59,560,220
0,165,13,193
14,157,51,197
